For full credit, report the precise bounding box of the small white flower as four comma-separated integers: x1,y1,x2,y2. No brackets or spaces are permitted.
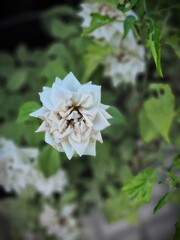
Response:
0,138,38,193
103,32,145,86
30,72,111,160
30,169,67,197
78,2,136,46
40,204,79,240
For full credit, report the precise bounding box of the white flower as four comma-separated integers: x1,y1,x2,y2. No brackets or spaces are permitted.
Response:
40,204,79,240
30,169,67,197
0,138,38,193
103,32,145,86
78,2,136,46
30,72,111,160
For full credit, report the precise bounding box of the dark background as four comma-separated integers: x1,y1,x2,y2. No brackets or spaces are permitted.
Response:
0,0,81,51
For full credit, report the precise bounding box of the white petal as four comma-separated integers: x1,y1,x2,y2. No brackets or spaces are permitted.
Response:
69,137,89,157
45,131,55,146
91,131,103,143
78,84,101,105
93,112,110,131
29,107,47,118
36,121,49,132
84,139,96,156
78,93,94,108
62,72,81,91
39,90,54,110
61,141,74,160
50,83,72,106
55,77,62,85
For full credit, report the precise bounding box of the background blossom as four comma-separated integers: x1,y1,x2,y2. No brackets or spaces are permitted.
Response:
40,204,79,240
0,138,38,193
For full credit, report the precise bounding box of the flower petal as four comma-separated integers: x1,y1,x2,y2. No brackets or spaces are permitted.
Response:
93,111,110,131
45,131,55,146
39,90,54,110
62,72,81,91
84,139,96,156
36,121,49,132
29,107,47,118
78,84,101,105
51,83,72,106
69,137,89,157
55,77,63,85
61,141,74,160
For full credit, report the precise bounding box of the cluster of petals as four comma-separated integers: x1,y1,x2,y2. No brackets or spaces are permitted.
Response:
103,32,145,86
0,138,38,193
78,2,135,46
39,204,79,240
78,2,146,85
30,169,67,197
30,72,111,160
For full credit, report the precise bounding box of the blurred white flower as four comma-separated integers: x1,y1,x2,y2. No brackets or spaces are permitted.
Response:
31,169,67,197
40,204,79,240
103,32,145,86
78,2,135,46
0,138,38,193
30,72,111,160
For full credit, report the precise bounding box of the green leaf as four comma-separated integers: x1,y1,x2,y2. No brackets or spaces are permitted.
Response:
117,0,138,13
139,108,159,142
107,106,126,125
39,146,61,177
43,5,76,18
139,84,175,143
17,101,40,123
173,217,180,240
104,192,138,223
166,35,180,58
121,168,156,206
123,15,136,39
168,171,180,186
154,193,170,214
82,13,116,37
172,154,180,169
50,18,78,39
146,20,163,77
7,69,27,91
83,41,113,80
41,59,67,83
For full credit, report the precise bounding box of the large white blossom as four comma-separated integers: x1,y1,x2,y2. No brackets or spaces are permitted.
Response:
30,169,67,197
0,138,38,193
30,72,111,160
40,204,79,240
78,2,136,46
103,32,145,86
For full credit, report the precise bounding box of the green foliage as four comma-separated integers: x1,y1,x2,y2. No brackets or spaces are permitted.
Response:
172,154,180,169
104,192,139,223
83,40,113,80
117,0,138,12
50,18,79,39
121,168,156,206
82,13,116,37
7,69,27,91
146,20,163,77
173,217,180,240
123,15,136,39
166,35,180,58
39,146,61,177
107,106,127,125
139,84,175,142
154,193,170,214
17,101,40,123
